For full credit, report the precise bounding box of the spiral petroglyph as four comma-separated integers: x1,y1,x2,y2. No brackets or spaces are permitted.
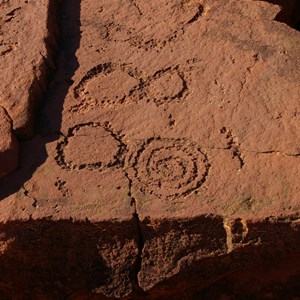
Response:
128,137,211,199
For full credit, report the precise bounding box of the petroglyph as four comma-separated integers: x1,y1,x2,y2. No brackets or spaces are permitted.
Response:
71,63,140,112
71,64,189,112
55,122,127,171
95,0,205,50
127,137,211,199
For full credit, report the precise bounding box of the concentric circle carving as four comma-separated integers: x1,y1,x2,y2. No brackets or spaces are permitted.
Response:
129,137,210,199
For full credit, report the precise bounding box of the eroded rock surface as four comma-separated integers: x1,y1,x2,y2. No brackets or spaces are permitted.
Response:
0,0,57,139
0,0,299,298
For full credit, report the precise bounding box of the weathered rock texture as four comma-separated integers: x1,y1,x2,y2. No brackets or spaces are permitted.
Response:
0,0,299,298
0,0,58,139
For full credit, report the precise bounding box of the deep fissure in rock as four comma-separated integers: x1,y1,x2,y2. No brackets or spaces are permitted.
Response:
35,0,81,137
131,209,146,295
124,171,147,295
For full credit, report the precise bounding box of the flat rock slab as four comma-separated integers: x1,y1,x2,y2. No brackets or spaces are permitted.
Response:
0,0,57,138
0,0,299,298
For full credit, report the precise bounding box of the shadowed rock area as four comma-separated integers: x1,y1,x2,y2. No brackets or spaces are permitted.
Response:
0,106,18,178
0,0,299,298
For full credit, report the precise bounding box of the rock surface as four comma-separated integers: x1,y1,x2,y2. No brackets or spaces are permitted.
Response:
0,0,57,139
0,106,19,178
0,0,299,298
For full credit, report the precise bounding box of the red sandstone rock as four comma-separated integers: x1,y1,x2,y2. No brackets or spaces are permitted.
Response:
0,0,57,138
0,106,18,179
0,0,299,298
